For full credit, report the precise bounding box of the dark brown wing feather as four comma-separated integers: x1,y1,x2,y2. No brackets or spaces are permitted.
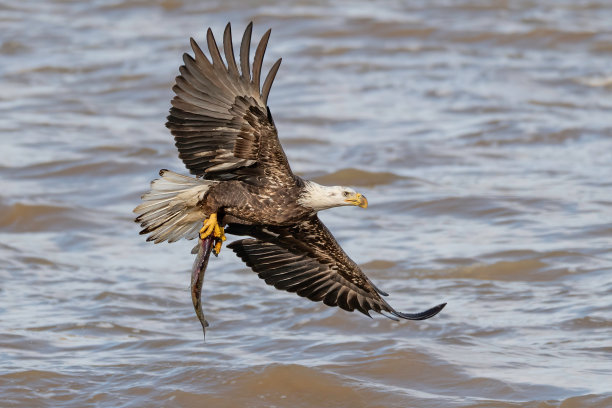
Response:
167,22,292,186
226,218,446,320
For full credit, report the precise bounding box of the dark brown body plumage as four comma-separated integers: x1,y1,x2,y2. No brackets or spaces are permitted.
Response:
201,178,312,226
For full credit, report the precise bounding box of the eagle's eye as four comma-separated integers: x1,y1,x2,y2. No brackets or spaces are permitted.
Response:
342,191,350,197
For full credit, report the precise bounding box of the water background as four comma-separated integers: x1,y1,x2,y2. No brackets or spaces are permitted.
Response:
1,1,611,407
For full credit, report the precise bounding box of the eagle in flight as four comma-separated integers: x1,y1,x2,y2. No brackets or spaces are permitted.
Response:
134,23,445,332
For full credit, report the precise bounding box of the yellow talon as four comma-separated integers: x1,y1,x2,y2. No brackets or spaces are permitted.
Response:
199,213,218,240
212,226,226,255
213,240,223,256
200,214,226,255
218,226,226,241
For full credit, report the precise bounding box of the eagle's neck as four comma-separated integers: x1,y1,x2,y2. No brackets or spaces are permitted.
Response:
297,181,342,212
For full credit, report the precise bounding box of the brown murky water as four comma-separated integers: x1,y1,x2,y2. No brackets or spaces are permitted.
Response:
1,1,611,407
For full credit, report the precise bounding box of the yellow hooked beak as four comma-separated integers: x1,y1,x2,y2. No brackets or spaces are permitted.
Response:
345,193,368,208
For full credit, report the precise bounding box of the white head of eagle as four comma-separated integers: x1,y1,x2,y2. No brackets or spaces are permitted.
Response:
298,181,368,212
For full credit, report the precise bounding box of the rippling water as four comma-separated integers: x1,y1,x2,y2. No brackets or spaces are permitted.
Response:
1,1,611,407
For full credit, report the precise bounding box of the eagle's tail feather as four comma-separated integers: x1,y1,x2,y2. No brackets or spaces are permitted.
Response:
134,169,216,243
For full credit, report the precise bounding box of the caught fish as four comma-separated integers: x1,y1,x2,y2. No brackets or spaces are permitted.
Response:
191,235,215,338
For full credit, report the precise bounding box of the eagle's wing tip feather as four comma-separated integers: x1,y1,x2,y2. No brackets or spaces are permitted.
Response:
390,302,446,321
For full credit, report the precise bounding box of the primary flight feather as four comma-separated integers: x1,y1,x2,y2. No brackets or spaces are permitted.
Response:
134,22,446,330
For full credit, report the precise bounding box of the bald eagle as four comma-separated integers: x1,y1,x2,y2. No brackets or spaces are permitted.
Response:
134,23,445,331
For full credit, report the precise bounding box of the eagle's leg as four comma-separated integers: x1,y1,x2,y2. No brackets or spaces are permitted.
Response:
199,213,226,254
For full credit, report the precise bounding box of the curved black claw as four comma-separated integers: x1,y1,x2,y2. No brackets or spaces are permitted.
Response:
391,302,447,321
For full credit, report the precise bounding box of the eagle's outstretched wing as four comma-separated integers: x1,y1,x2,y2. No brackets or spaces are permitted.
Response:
167,22,293,186
227,218,446,320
